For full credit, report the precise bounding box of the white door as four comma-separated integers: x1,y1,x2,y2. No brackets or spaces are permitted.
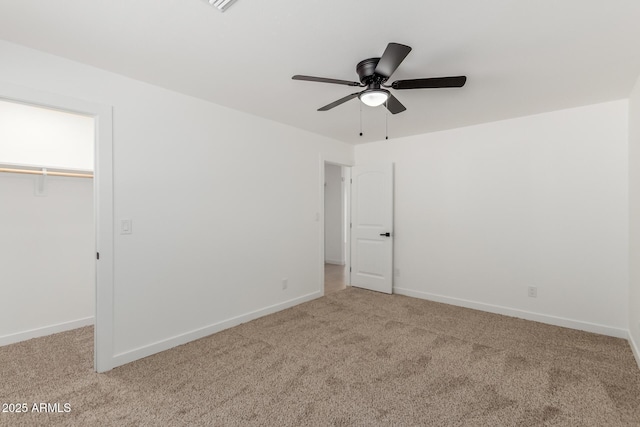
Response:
350,163,393,294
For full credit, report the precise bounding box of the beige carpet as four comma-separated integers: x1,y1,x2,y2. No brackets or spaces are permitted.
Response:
1,287,640,426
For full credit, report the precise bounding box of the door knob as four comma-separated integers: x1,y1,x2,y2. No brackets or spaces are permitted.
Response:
380,232,391,237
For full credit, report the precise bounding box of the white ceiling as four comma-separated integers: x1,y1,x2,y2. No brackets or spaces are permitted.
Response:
1,0,640,144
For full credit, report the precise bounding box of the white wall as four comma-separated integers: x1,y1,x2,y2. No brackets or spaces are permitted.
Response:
0,173,94,344
629,75,640,364
0,99,94,170
324,164,344,264
356,100,629,336
0,40,353,368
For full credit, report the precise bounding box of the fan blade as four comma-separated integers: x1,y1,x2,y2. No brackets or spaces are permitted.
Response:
292,75,361,87
374,43,412,78
391,76,467,90
318,92,361,111
385,94,406,114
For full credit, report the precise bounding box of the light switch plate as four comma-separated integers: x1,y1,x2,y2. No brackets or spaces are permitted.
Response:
121,219,132,235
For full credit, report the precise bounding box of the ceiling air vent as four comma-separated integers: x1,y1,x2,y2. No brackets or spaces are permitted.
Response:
208,0,237,12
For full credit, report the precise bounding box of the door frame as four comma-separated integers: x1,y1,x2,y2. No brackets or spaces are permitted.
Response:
0,81,114,373
319,156,352,295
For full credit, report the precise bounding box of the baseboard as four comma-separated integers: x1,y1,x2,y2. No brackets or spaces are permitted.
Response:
111,291,322,369
0,316,94,347
325,260,345,266
393,287,628,339
629,331,640,370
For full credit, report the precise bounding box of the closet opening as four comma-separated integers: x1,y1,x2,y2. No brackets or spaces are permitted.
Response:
0,98,96,351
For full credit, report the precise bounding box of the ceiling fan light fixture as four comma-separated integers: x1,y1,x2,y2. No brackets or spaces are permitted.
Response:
208,0,237,12
359,89,390,107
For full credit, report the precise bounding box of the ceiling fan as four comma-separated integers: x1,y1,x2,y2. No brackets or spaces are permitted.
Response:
292,42,466,114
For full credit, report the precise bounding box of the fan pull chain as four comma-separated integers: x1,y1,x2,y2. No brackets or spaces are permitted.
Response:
385,101,389,140
359,102,363,136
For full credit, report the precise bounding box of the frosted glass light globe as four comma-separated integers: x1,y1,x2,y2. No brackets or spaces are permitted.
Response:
359,89,390,107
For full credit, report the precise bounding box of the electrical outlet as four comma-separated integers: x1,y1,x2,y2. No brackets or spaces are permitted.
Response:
282,278,288,290
528,286,537,298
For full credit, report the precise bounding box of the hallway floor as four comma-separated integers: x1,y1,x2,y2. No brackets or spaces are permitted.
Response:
324,263,346,295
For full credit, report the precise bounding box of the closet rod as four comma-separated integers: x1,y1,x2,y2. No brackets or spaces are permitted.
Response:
0,167,93,179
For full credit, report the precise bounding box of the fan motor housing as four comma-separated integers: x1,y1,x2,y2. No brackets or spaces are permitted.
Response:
356,58,385,84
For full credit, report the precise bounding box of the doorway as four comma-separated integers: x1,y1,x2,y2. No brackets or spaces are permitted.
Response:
0,81,114,372
0,99,95,347
324,162,350,294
